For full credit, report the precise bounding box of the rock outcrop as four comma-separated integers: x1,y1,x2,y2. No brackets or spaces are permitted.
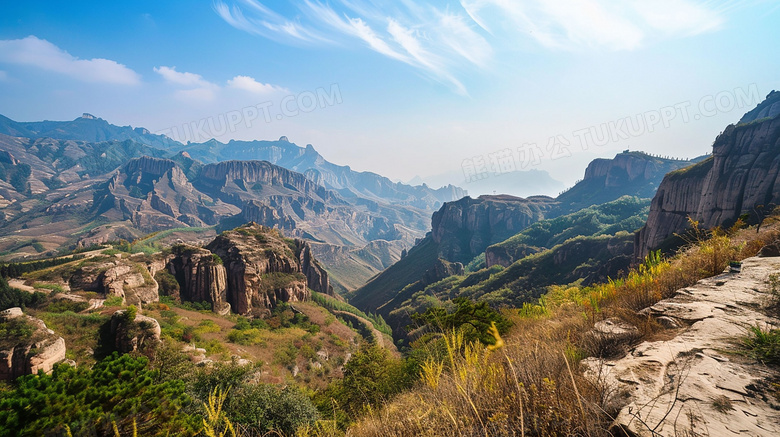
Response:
69,257,160,306
636,92,780,258
167,245,230,315
297,239,332,295
431,194,557,263
110,309,162,353
203,223,333,315
422,258,465,285
485,244,541,268
199,160,332,201
557,151,698,215
583,255,780,436
0,308,66,381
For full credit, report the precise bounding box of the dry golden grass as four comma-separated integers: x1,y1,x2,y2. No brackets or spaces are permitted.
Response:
343,217,780,437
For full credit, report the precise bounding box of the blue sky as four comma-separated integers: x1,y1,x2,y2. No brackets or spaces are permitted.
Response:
0,1,779,196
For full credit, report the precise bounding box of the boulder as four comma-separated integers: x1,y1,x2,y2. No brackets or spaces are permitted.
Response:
0,308,66,381
584,317,640,358
759,240,780,257
110,310,161,353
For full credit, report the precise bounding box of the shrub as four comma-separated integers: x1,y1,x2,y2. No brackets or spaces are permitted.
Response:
0,277,46,311
743,325,780,366
273,342,299,367
33,282,65,293
44,299,89,313
192,362,320,435
411,297,512,346
194,319,221,335
0,317,35,349
316,343,416,428
229,384,320,434
125,305,137,322
104,295,124,307
0,353,199,436
228,328,266,346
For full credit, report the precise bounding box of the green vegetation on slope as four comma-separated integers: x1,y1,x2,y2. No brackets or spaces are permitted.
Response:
391,232,634,328
487,195,648,266
0,353,198,437
345,204,779,437
311,292,392,337
349,235,439,313
555,153,695,214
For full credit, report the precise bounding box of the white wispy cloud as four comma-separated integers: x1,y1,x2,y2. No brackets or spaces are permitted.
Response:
227,75,287,94
214,0,740,93
154,66,220,101
214,0,331,44
461,0,729,51
215,0,489,94
0,36,141,85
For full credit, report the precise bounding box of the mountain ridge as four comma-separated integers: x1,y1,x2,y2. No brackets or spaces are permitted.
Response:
636,91,780,257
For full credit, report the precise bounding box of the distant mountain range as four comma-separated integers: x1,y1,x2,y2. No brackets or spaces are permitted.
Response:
0,113,176,150
348,150,701,324
178,137,466,211
0,113,469,292
410,168,566,199
348,91,780,341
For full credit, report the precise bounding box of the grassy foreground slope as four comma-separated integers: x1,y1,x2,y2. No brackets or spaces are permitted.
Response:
346,215,780,437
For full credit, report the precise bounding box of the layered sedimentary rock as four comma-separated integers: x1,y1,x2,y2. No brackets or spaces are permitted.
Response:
556,151,697,215
91,156,239,233
202,223,333,315
68,254,163,306
583,255,780,436
167,245,230,315
636,92,780,258
0,308,66,381
431,194,557,264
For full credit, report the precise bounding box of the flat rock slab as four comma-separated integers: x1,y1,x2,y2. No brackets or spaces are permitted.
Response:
583,256,780,436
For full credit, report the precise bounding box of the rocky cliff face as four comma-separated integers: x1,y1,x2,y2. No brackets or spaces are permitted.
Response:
0,308,67,381
636,92,780,258
297,239,331,296
199,223,333,315
431,194,557,263
350,195,556,315
485,244,541,269
557,151,697,215
199,160,333,201
91,156,239,233
167,245,230,315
